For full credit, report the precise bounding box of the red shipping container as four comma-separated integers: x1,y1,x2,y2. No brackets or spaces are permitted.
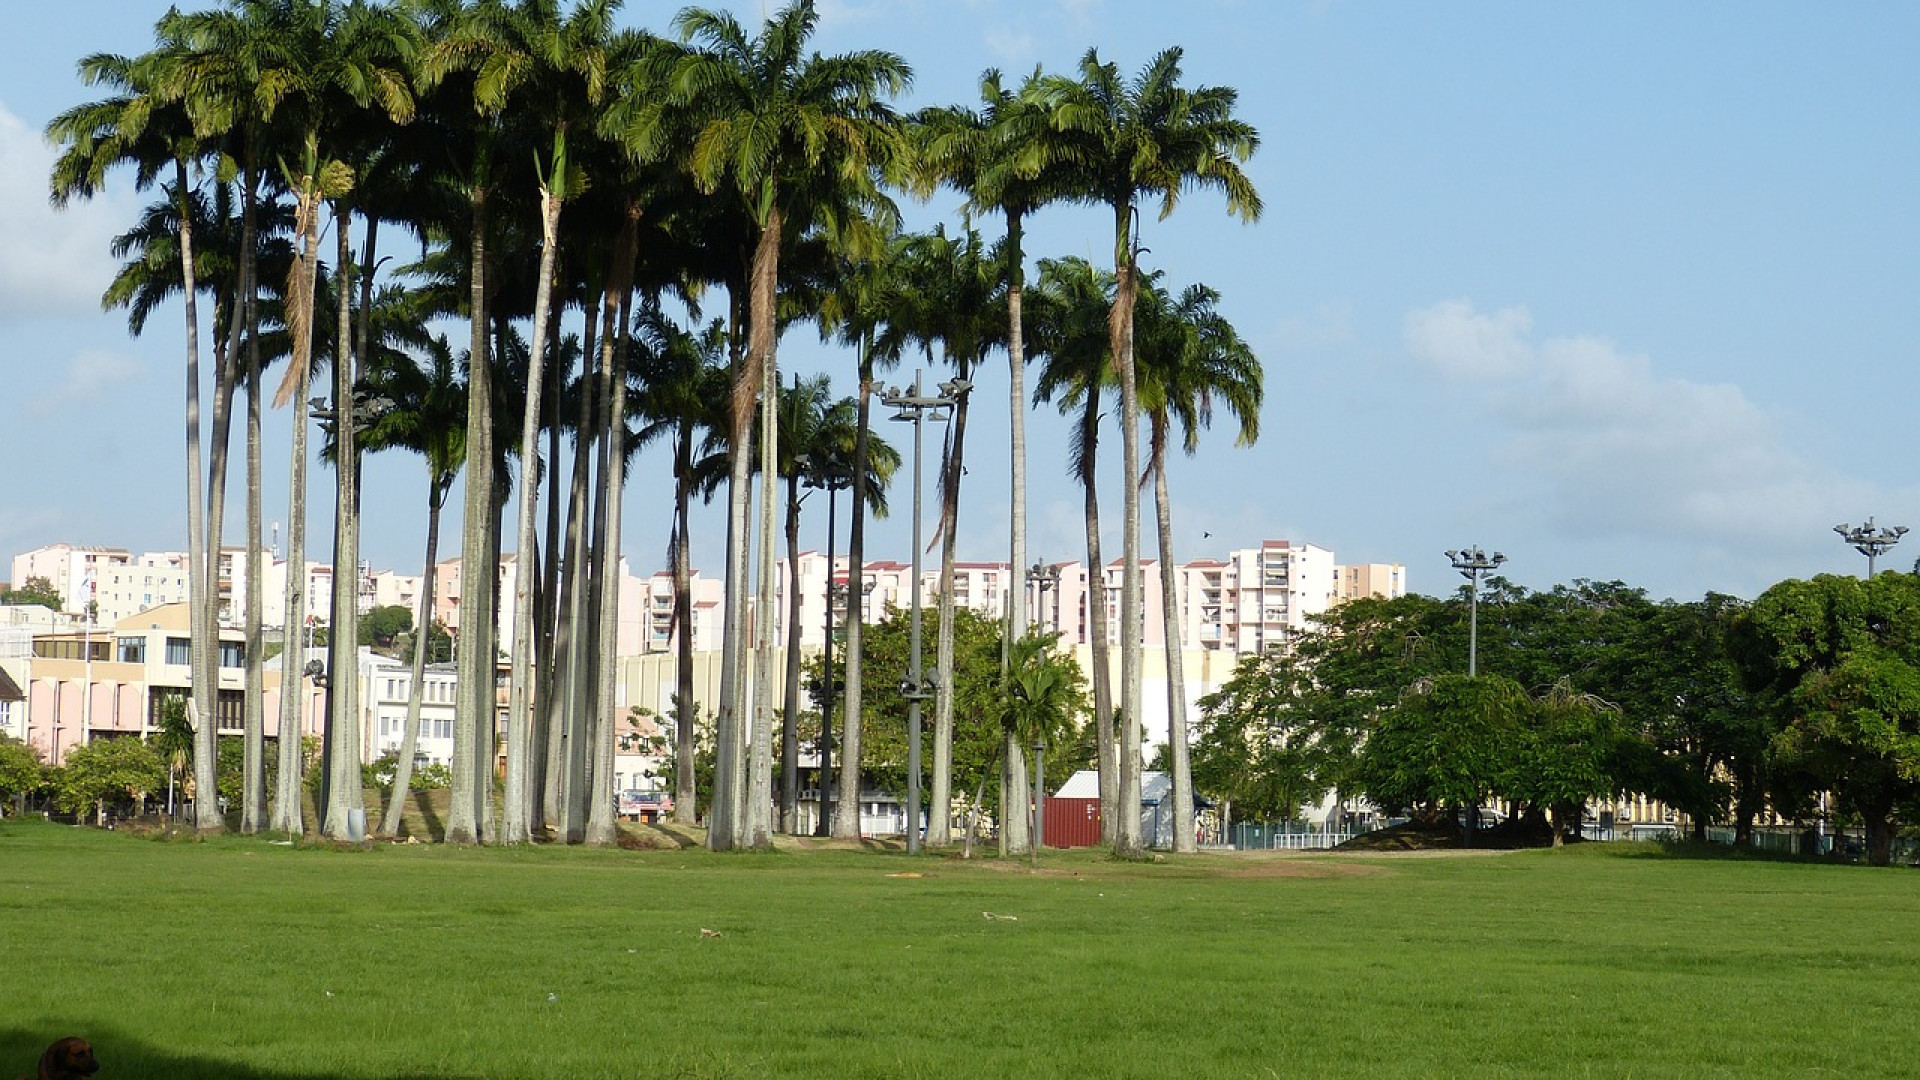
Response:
1044,797,1102,848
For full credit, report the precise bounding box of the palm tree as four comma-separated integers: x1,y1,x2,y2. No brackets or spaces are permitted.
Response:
773,374,835,832
48,34,227,831
1042,47,1261,855
416,0,518,845
627,312,730,826
1135,274,1261,853
914,66,1076,681
359,333,466,838
1028,255,1117,840
466,0,629,847
664,0,910,850
811,244,906,840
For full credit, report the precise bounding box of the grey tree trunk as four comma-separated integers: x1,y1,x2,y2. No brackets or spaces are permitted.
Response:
270,182,324,837
1000,732,1030,856
323,209,364,842
504,184,566,845
1152,425,1195,854
671,434,698,825
380,475,445,838
779,470,804,834
1113,234,1145,858
240,182,268,834
832,354,874,840
174,160,220,833
710,285,752,850
546,347,595,830
448,187,494,846
1005,212,1030,648
1078,393,1116,845
747,231,781,851
586,206,640,847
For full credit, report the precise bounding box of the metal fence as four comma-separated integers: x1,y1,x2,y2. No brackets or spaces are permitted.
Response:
1225,822,1356,851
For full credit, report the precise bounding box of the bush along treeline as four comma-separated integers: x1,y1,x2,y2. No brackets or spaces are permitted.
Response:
47,0,1260,854
1195,574,1920,865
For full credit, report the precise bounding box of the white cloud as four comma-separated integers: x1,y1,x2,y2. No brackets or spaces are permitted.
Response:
1404,299,1532,379
983,27,1036,66
0,101,126,322
34,348,145,410
1401,299,1900,555
1266,301,1355,355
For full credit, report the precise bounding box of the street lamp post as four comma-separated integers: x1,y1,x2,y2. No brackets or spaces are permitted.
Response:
304,659,331,825
882,372,967,854
1834,518,1907,578
1445,546,1507,678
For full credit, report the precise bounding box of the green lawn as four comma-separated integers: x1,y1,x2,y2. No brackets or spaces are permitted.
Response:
2,820,1915,1079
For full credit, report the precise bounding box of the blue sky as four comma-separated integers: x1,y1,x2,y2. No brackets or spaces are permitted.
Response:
3,1,1917,602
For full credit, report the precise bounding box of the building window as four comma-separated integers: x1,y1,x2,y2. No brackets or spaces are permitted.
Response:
117,637,146,664
219,641,246,669
165,637,191,666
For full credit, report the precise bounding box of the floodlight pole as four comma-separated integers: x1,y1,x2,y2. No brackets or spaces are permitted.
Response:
1834,518,1907,579
882,372,966,853
1025,560,1062,851
1445,546,1507,678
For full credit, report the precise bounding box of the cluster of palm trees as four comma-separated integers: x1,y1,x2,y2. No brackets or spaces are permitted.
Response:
46,0,1261,856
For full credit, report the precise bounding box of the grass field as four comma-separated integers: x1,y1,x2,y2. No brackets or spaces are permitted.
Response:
2,819,1916,1080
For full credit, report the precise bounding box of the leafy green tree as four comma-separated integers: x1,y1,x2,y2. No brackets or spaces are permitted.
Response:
810,606,1037,829
1028,255,1118,838
1135,271,1261,853
0,577,64,611
361,604,415,651
55,737,167,823
1356,674,1529,843
1506,682,1641,846
0,737,45,816
1733,573,1920,865
1191,653,1326,826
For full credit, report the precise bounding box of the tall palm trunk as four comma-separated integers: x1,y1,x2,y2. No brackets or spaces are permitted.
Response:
779,467,804,834
270,176,324,837
1151,417,1194,853
747,207,784,851
1111,216,1144,857
1005,209,1030,647
242,275,266,832
504,180,567,846
670,429,698,825
711,283,752,851
547,320,597,829
1079,389,1116,844
175,161,220,833
832,345,874,840
323,206,365,842
449,182,495,846
531,308,578,834
586,203,641,848
238,172,268,834
380,473,447,838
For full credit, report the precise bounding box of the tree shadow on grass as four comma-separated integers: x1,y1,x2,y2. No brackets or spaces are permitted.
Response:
407,788,445,841
0,1027,479,1080
1606,838,1837,864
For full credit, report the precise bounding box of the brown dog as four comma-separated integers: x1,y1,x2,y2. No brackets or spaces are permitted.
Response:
22,1037,98,1080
